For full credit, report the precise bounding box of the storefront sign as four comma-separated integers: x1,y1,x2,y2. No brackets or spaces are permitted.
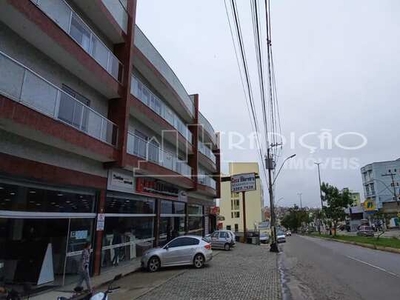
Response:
210,206,220,215
231,173,256,193
363,198,377,212
96,213,105,231
70,230,88,240
136,178,186,201
107,170,135,194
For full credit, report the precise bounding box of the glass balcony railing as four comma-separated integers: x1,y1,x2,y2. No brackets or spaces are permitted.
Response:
134,26,194,117
198,175,217,190
0,51,118,146
32,0,123,82
131,76,193,143
199,112,216,144
101,0,128,33
198,141,216,164
127,132,192,179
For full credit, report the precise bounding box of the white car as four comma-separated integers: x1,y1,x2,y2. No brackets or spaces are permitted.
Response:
277,231,286,243
286,230,292,236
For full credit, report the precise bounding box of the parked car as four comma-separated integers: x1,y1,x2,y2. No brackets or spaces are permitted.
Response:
285,230,292,236
357,225,374,237
141,236,212,272
277,231,286,243
260,232,270,244
204,230,235,250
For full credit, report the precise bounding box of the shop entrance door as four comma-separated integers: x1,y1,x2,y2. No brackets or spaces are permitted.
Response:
0,213,95,287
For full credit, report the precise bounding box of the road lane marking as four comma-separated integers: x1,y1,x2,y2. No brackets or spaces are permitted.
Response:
346,256,400,278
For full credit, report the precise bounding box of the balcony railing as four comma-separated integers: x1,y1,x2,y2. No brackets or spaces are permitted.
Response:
31,0,123,82
131,76,192,143
198,175,217,190
199,112,216,144
198,141,216,164
127,132,192,179
0,51,118,146
101,0,128,33
134,26,194,117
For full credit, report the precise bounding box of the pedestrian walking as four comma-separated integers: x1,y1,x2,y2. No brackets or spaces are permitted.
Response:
75,242,92,293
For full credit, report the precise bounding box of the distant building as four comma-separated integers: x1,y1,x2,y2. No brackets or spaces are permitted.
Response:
361,159,400,209
342,188,361,207
219,162,264,232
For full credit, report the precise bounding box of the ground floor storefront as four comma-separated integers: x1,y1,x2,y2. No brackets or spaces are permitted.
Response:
0,168,214,290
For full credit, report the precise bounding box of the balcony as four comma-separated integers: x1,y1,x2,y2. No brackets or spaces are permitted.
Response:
198,141,216,164
133,26,194,119
0,51,118,146
131,76,192,143
101,0,128,33
198,175,217,190
199,112,216,144
127,132,192,179
31,0,123,82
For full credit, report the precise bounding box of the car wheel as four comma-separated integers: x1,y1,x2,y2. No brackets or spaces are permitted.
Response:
193,254,205,269
224,243,231,251
147,256,160,272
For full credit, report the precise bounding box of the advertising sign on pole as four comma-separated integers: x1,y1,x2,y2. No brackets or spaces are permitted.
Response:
231,173,256,193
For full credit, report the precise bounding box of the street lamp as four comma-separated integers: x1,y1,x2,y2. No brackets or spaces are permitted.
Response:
268,153,296,253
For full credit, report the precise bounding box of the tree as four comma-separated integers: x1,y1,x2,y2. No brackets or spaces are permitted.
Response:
281,205,309,233
321,182,353,236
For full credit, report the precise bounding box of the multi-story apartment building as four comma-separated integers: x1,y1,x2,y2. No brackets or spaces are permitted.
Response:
0,0,220,287
219,162,263,232
361,159,400,210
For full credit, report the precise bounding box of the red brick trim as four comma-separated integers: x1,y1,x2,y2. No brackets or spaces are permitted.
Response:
0,96,116,159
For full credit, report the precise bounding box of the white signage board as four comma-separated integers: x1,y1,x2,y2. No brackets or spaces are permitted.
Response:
231,173,256,193
96,213,105,231
107,170,134,194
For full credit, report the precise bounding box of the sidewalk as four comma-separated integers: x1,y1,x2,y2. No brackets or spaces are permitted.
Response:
30,259,141,300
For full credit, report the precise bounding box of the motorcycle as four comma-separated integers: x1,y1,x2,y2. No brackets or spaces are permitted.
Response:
57,274,121,300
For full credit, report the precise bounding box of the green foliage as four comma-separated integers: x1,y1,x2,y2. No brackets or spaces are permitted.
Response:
315,234,400,249
321,182,354,235
281,205,310,232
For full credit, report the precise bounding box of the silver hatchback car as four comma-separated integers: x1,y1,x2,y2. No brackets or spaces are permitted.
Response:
205,230,235,251
141,236,213,272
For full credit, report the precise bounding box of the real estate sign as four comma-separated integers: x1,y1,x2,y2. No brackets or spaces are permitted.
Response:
231,173,256,193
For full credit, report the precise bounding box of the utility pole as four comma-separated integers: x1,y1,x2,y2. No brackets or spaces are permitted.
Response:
382,171,399,206
297,193,303,209
267,145,278,253
242,191,247,242
315,162,323,208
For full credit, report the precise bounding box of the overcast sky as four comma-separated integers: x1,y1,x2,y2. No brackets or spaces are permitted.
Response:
136,0,400,208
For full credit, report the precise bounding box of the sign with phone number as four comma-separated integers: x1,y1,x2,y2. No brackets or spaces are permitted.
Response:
231,173,256,193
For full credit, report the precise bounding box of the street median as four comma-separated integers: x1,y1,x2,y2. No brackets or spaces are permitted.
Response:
309,233,400,254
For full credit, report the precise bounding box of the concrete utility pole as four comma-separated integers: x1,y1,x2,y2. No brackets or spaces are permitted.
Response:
382,171,399,206
315,162,323,208
266,146,278,252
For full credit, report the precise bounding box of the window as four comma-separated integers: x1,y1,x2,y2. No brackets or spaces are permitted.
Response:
69,14,91,52
180,237,200,246
231,199,239,210
226,225,232,230
234,224,239,232
167,238,183,248
220,232,228,239
231,212,240,218
134,130,147,158
58,85,90,131
148,139,160,163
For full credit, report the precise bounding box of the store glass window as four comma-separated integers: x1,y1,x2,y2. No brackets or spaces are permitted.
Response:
161,200,173,214
188,216,203,235
105,196,155,214
188,204,203,215
0,182,95,213
159,216,186,246
173,202,185,214
101,216,154,268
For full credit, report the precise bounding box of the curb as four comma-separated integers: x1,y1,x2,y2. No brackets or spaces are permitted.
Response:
309,235,400,254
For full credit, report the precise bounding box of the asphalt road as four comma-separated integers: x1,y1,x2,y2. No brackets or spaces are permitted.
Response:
279,234,400,300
